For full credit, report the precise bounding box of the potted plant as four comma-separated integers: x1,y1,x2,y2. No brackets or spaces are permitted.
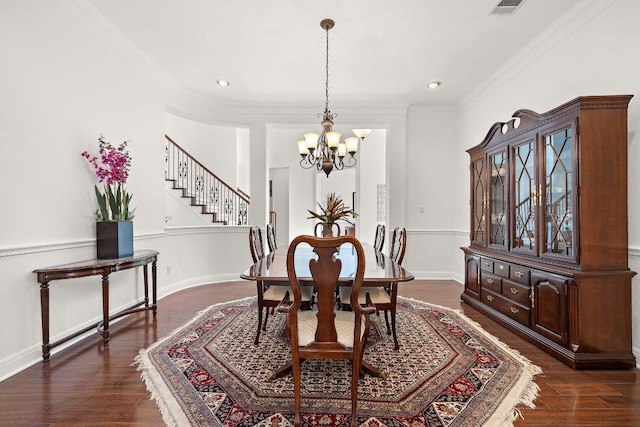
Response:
307,192,358,237
82,135,135,258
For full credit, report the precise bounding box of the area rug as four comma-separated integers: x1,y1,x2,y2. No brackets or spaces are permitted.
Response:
135,296,542,426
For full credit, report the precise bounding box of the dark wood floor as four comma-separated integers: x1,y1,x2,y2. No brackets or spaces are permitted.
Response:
1,280,638,426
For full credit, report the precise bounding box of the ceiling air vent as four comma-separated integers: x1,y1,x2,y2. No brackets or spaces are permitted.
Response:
491,0,526,15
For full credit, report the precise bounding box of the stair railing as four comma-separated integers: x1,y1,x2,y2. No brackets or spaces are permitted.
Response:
165,135,249,225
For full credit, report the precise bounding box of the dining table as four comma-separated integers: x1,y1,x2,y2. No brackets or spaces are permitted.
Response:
240,240,414,379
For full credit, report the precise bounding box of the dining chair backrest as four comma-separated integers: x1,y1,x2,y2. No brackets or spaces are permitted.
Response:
266,223,277,252
374,224,385,252
286,235,366,338
389,227,407,265
249,225,265,263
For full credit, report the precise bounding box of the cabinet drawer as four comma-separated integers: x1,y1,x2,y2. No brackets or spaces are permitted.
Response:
482,290,530,327
494,261,509,278
480,258,494,273
509,265,531,284
481,273,502,293
502,279,531,307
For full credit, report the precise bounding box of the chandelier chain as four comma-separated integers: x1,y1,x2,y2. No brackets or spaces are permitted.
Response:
325,23,330,113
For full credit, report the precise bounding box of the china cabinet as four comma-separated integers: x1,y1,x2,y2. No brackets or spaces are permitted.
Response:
462,95,636,369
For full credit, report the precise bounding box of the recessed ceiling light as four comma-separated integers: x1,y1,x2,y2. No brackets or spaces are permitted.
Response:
217,79,230,87
426,81,441,89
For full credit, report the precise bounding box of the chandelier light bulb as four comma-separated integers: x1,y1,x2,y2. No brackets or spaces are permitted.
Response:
326,131,341,149
337,143,347,158
344,136,359,155
304,133,319,152
350,129,372,139
297,140,309,156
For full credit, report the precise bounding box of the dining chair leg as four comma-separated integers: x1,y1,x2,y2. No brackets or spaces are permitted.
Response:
350,359,359,427
390,284,400,350
383,310,391,335
263,306,270,331
255,307,263,345
293,356,302,427
391,306,399,350
255,282,264,345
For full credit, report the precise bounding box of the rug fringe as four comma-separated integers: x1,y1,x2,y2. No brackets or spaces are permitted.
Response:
400,296,543,427
133,296,256,427
135,350,180,427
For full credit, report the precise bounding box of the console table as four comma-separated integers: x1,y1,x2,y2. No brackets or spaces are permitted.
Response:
33,249,159,361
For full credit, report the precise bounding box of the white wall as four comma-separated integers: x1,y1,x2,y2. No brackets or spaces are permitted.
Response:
164,112,239,189
0,0,168,379
356,130,386,246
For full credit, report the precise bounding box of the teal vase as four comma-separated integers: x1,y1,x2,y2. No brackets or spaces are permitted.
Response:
96,221,134,259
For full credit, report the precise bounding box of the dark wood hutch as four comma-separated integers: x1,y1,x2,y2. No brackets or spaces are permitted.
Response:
461,95,636,369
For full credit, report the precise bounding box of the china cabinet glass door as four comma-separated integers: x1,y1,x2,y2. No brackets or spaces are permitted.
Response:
471,157,486,245
542,126,575,260
512,139,537,254
489,151,507,248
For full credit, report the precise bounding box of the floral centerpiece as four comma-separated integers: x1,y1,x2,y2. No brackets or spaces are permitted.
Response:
82,134,135,259
307,192,358,237
81,134,134,221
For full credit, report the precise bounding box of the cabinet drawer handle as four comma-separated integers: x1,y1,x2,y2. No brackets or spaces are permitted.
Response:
484,262,490,267
510,306,519,314
498,264,505,270
487,278,494,284
486,295,494,302
515,271,523,278
510,287,519,294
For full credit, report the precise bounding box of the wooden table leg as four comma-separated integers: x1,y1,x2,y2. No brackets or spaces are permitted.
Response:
143,264,149,307
40,281,51,361
151,260,157,315
100,271,110,346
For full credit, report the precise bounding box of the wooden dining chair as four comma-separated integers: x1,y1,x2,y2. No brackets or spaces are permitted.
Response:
339,226,406,349
277,235,376,427
374,224,385,252
266,223,277,253
250,226,313,345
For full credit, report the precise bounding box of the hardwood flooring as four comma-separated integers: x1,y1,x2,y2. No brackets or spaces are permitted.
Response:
0,280,638,426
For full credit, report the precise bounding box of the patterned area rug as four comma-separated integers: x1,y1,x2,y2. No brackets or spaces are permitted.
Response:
136,296,541,426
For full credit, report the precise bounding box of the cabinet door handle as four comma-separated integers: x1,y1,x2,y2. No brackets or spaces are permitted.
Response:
515,271,523,278
486,295,494,302
530,287,535,309
510,306,520,314
487,278,494,284
498,264,505,270
484,262,490,267
510,287,519,294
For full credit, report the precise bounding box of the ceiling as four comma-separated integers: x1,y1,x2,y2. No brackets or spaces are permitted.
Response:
87,0,580,109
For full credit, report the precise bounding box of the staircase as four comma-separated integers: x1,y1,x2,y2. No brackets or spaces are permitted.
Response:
165,135,249,225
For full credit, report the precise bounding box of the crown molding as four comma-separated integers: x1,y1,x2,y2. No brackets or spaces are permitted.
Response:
459,0,617,111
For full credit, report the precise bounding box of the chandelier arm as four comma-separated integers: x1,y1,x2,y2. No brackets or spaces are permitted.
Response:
343,156,357,167
299,156,315,169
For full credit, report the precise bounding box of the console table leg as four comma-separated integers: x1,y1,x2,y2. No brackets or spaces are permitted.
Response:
40,281,51,361
101,272,110,346
152,260,157,315
143,264,149,307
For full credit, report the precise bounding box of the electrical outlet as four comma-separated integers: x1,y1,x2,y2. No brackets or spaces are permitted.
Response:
166,265,171,275
419,206,425,214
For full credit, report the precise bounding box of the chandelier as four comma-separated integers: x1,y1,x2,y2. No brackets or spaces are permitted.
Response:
296,19,372,177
